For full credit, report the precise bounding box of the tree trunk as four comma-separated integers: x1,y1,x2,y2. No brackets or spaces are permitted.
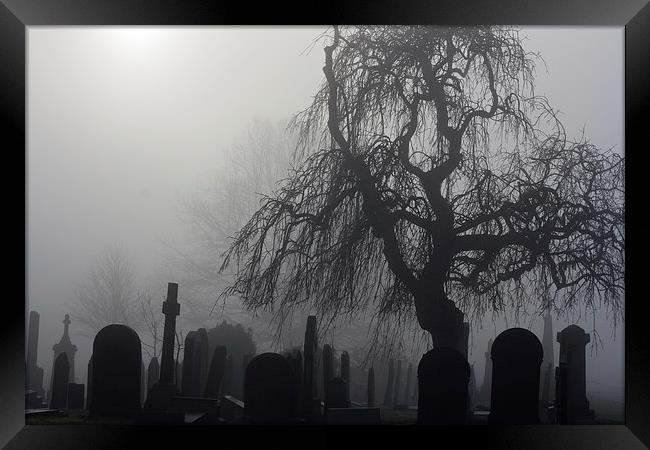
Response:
414,285,467,356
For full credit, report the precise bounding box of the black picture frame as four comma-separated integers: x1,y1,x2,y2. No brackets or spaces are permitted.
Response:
2,0,648,448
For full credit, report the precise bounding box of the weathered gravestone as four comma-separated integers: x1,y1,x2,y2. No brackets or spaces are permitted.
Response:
489,328,543,424
146,357,160,395
181,331,201,396
90,324,142,417
204,345,227,399
67,383,84,410
417,347,470,424
325,377,350,409
340,351,350,403
383,359,395,407
556,325,595,423
244,352,292,424
322,344,334,403
302,315,320,418
367,367,375,407
49,352,69,410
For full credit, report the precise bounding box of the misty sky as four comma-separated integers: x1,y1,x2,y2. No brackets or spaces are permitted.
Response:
26,26,624,418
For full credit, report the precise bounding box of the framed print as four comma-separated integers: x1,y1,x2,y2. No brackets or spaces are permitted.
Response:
1,0,648,448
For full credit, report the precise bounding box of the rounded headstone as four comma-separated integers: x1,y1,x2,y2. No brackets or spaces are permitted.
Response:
489,327,543,424
90,324,142,417
244,352,292,424
417,347,470,424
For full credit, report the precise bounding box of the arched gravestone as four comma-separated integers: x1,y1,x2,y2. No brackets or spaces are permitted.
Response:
204,345,227,399
90,324,142,417
49,352,69,410
417,347,470,424
489,328,543,424
244,353,292,424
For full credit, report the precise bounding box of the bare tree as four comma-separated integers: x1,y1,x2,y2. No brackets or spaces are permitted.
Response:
72,244,142,337
138,287,164,360
220,26,624,354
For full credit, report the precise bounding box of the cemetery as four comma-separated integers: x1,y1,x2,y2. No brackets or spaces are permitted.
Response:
25,281,610,426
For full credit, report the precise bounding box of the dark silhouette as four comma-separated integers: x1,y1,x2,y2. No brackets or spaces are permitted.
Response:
489,328,543,424
417,347,470,424
204,345,227,399
244,353,292,424
89,324,142,418
556,325,595,423
66,383,84,410
367,367,375,407
49,353,69,410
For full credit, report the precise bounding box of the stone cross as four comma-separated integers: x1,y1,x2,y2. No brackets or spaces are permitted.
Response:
159,283,180,386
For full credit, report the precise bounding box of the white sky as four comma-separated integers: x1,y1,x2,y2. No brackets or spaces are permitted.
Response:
26,26,624,418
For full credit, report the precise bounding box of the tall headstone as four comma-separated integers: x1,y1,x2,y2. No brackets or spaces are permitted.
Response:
404,362,413,405
478,338,494,407
181,331,200,396
417,347,470,424
383,359,395,406
146,357,160,395
159,283,180,385
49,352,69,410
197,328,209,395
540,309,555,406
392,359,402,407
204,345,227,399
340,351,350,403
556,325,595,423
302,315,319,417
26,311,45,398
367,367,375,407
489,328,543,424
322,344,334,402
90,324,142,417
244,353,292,424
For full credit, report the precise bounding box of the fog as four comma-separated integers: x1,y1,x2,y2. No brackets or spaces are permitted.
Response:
26,26,624,419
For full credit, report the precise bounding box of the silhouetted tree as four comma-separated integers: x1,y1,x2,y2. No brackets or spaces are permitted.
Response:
220,26,624,353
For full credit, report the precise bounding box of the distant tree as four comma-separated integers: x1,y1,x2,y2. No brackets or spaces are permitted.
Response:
206,320,257,358
220,26,624,354
72,244,142,336
138,287,164,361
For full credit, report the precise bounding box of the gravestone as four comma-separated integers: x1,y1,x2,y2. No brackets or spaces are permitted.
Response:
325,377,350,408
340,351,350,403
478,338,494,407
417,347,470,424
367,367,375,407
383,359,395,406
392,359,402,407
181,331,200,396
540,309,555,406
556,325,595,423
146,357,160,395
322,344,334,402
49,352,69,410
48,314,77,403
222,354,234,396
26,311,45,399
197,328,209,395
204,345,226,399
302,315,320,418
288,350,304,417
67,383,84,410
244,353,292,424
489,328,543,424
90,324,142,417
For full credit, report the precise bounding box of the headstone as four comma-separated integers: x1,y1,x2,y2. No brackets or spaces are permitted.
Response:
556,325,595,423
383,359,395,406
302,315,320,418
325,377,350,408
181,331,200,396
222,354,234,396
367,367,375,407
48,314,77,402
90,324,142,417
196,328,209,395
288,350,304,417
244,353,292,424
340,351,350,403
322,344,334,402
67,383,84,410
417,347,470,424
204,345,227,399
159,283,180,386
146,357,160,395
404,362,413,405
26,311,45,398
489,328,543,424
49,352,69,410
478,338,494,408
540,309,555,404
392,359,402,407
